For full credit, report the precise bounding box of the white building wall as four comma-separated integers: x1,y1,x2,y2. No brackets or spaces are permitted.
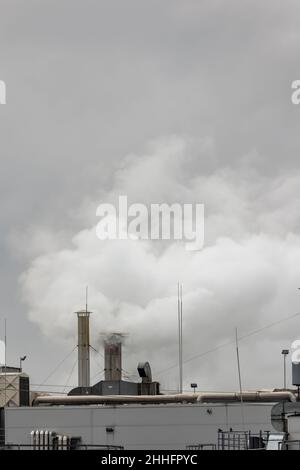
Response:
5,402,274,449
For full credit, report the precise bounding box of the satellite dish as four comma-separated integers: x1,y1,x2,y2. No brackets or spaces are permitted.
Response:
0,340,5,365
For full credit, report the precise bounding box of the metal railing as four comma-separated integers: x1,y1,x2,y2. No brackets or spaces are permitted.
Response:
218,430,270,450
186,444,217,450
280,440,300,450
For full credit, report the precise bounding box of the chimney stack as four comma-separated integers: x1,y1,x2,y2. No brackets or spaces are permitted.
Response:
76,310,91,388
104,334,122,381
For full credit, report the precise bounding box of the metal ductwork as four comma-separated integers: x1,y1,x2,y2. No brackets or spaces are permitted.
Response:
271,401,300,432
33,390,296,406
137,362,152,383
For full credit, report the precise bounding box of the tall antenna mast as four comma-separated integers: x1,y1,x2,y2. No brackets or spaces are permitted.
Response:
4,319,7,407
177,283,183,394
177,283,181,393
180,284,183,394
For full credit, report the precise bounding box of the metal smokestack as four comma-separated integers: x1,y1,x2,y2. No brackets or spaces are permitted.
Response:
76,310,91,388
104,334,122,381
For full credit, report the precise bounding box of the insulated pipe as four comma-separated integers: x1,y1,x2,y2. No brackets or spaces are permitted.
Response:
62,435,68,451
30,430,36,450
58,435,63,450
197,391,296,403
33,391,296,406
40,430,44,450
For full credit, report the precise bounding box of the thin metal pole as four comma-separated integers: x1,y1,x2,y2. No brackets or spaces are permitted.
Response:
4,319,7,407
177,283,181,393
180,284,183,394
235,328,246,435
284,354,286,389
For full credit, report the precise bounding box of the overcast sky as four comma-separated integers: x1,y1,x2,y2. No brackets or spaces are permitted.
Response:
1,0,300,393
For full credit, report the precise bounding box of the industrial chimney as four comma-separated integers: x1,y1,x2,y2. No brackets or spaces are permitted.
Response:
76,309,91,388
104,334,122,381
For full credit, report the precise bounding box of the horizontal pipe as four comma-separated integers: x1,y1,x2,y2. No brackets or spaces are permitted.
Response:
197,391,296,403
33,394,194,406
33,391,296,406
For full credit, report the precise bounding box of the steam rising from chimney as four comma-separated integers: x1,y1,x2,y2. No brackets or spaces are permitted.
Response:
104,333,123,381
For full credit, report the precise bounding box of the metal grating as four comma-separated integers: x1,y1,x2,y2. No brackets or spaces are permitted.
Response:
218,430,270,450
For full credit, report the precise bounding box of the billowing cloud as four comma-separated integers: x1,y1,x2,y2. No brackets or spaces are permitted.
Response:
20,137,300,391
1,0,300,391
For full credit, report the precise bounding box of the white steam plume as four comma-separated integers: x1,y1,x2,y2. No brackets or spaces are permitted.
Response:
20,136,300,391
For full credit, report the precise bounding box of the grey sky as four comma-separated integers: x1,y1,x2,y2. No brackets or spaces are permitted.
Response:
1,0,300,392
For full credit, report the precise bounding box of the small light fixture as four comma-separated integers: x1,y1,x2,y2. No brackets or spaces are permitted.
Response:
281,349,289,389
106,427,114,433
19,355,27,372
